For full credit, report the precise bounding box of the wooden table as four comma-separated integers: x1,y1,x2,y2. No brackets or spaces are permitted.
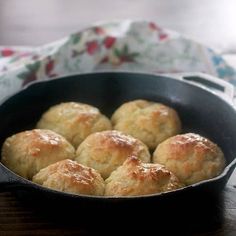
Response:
0,0,236,235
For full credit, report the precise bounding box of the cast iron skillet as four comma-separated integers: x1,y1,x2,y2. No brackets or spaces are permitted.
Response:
0,72,235,213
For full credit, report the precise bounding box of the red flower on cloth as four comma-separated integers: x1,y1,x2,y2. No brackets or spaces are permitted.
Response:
45,57,57,77
94,27,105,35
103,36,116,49
149,22,161,31
46,59,54,75
159,33,168,41
148,22,168,41
86,41,99,55
1,48,15,57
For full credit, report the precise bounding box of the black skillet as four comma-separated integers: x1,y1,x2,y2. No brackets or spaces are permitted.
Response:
0,72,235,217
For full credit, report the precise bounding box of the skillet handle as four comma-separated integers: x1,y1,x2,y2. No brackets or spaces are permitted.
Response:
223,158,236,183
0,163,28,192
168,72,235,105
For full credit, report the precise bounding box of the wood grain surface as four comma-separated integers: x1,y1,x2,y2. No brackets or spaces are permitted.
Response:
0,184,235,236
0,0,236,235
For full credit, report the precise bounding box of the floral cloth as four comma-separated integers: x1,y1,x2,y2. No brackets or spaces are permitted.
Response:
0,20,236,101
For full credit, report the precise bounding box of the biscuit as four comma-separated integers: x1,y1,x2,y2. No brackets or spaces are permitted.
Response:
37,102,112,148
105,156,182,196
1,129,75,179
153,133,226,185
33,159,105,196
75,130,151,179
111,99,181,149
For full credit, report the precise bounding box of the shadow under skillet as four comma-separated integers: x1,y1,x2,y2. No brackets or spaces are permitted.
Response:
13,187,225,235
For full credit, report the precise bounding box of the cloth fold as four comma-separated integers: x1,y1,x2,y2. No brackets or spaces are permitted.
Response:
0,20,236,100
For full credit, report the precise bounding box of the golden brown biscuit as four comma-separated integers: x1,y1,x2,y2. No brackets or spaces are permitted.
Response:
111,99,181,149
105,156,182,196
75,130,151,179
37,102,112,148
33,159,105,196
153,133,226,185
1,129,75,179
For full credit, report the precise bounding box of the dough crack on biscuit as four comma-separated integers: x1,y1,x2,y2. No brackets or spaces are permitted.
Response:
75,130,151,179
105,156,182,196
33,159,105,196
